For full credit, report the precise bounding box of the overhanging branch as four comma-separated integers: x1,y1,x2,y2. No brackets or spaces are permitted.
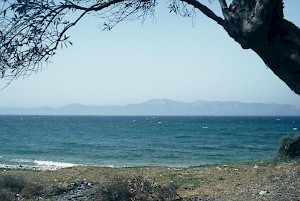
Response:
218,0,228,9
218,0,229,19
0,0,154,81
181,0,224,26
63,0,126,12
49,0,127,54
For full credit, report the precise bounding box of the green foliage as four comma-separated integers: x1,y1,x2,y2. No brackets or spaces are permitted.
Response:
277,135,300,161
0,175,42,200
97,179,132,201
155,172,201,191
21,185,42,199
0,175,26,193
0,189,15,201
92,176,181,201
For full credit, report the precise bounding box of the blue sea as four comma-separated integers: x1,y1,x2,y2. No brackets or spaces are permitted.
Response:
0,116,299,169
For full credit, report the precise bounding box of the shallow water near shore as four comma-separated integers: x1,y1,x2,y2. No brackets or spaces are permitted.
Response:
0,115,299,170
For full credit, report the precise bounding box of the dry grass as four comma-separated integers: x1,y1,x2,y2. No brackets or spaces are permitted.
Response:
0,161,299,200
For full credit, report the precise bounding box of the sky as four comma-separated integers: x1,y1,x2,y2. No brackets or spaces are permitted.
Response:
1,0,300,108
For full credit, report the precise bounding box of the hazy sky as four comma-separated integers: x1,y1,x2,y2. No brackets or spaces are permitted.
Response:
1,0,300,108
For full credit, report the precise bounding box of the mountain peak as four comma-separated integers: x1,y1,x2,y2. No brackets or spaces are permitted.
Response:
144,99,181,105
0,100,299,116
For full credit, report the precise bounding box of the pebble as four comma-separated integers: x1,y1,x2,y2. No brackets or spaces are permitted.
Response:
52,181,94,201
259,190,268,195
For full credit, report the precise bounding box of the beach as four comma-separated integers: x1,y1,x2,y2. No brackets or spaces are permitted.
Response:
0,161,299,200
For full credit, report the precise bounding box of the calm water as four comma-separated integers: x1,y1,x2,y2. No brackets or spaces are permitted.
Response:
0,116,299,168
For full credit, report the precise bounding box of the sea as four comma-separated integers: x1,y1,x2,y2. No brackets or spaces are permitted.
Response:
0,115,299,170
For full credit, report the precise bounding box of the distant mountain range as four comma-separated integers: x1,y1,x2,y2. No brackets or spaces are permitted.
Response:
0,99,300,116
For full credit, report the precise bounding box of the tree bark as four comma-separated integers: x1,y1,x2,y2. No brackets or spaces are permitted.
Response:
222,0,300,95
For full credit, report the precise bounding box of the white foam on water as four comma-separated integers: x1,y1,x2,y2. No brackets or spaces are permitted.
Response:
0,159,78,171
34,160,76,168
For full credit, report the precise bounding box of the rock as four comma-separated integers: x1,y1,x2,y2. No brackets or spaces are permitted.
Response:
259,190,268,195
70,194,84,198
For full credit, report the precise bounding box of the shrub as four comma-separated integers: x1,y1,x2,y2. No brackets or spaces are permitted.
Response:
0,189,15,201
91,176,182,201
21,185,43,199
277,135,300,161
98,178,133,201
0,175,43,200
0,175,26,193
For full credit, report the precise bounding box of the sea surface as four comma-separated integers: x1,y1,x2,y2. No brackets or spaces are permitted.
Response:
0,115,299,169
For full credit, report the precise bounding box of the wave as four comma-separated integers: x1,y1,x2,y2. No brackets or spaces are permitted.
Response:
34,160,77,168
0,158,78,171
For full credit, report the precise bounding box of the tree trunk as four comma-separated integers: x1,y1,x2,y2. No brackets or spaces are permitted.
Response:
222,0,300,95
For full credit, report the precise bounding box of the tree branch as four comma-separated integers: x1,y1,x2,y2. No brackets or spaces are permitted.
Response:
51,0,127,52
218,0,229,19
0,0,158,82
181,0,224,26
63,0,126,12
218,0,228,9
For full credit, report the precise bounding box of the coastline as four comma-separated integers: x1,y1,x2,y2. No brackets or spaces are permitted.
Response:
0,158,272,171
0,161,299,200
0,162,76,172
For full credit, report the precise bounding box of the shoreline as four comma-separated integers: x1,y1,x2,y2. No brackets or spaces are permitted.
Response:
0,158,272,171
